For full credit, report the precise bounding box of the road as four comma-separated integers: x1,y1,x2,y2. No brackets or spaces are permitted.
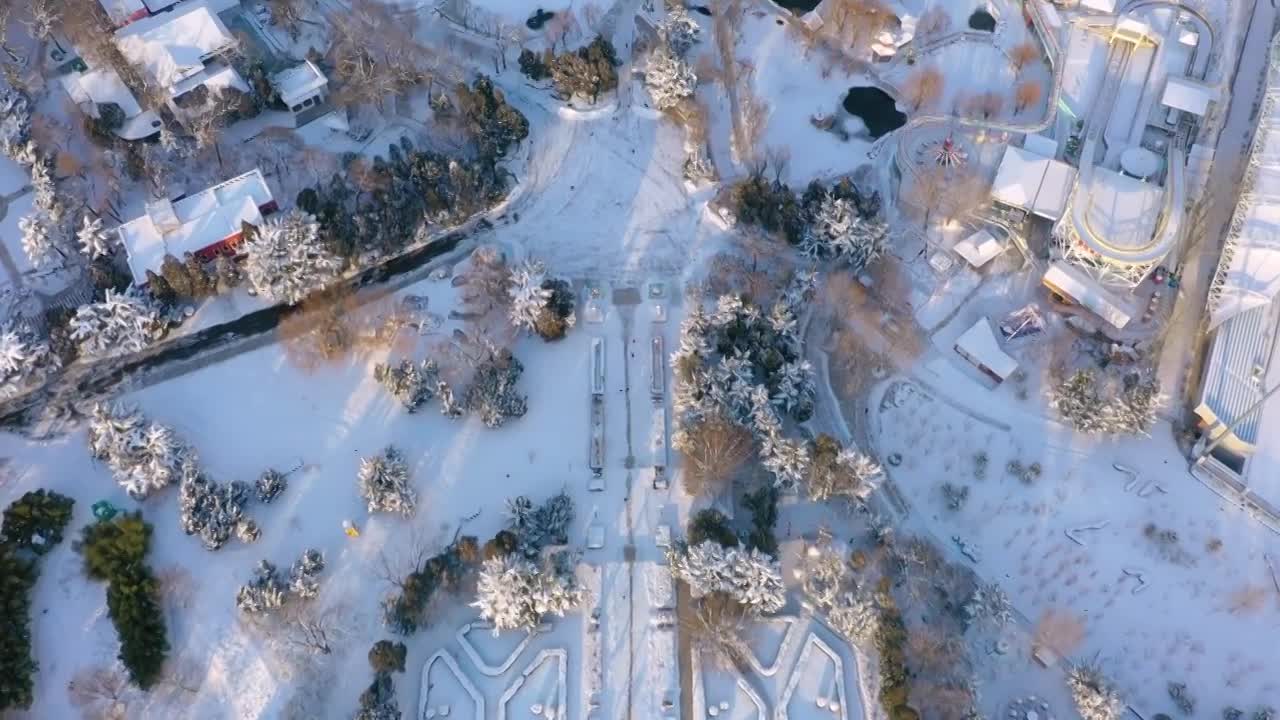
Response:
1158,0,1279,410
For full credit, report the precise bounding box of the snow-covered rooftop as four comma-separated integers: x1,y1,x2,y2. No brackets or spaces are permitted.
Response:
170,63,248,98
118,169,273,284
1081,0,1117,12
954,318,1018,381
952,228,1006,268
1196,304,1275,450
991,145,1077,221
59,67,163,140
115,1,237,91
1081,166,1163,252
1162,76,1215,116
270,61,328,107
1043,261,1134,328
97,0,148,26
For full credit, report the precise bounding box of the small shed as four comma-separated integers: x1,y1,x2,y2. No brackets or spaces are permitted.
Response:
954,318,1018,384
952,228,1006,268
1162,76,1215,117
271,61,329,125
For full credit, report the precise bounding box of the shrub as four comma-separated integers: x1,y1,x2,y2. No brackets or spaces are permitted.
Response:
0,547,38,710
0,490,74,554
688,508,738,548
76,513,169,689
368,640,407,674
742,486,779,556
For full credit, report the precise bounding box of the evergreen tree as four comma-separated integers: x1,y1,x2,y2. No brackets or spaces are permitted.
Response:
472,553,584,633
76,513,169,688
0,326,58,397
644,43,696,110
357,446,417,516
374,359,439,412
70,290,163,359
367,640,407,674
241,211,343,305
0,490,74,554
77,215,115,259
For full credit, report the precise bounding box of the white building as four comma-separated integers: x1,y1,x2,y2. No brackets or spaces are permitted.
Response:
991,144,1077,222
117,169,276,285
270,61,330,126
59,67,163,141
954,318,1018,384
114,0,247,111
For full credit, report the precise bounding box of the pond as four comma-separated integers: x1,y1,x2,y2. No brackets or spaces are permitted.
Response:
969,9,996,32
842,86,907,138
770,0,821,14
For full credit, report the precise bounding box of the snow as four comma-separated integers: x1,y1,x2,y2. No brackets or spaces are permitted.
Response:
1081,167,1163,253
991,145,1077,222
954,317,1018,382
115,1,239,92
1043,261,1135,329
952,228,1006,268
118,169,274,285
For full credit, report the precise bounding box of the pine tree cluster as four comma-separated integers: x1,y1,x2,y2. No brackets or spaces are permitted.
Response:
381,538,476,635
1049,369,1163,436
1067,664,1126,720
70,290,163,360
235,548,326,613
455,75,530,161
472,552,584,633
806,433,884,504
357,446,417,516
374,359,439,412
255,468,289,503
507,259,576,341
0,490,74,710
0,88,31,161
729,170,884,249
0,325,59,398
535,36,620,104
177,464,259,551
355,662,402,720
241,210,343,305
666,540,786,614
87,403,192,500
503,491,574,555
672,273,818,489
463,348,528,428
75,512,169,689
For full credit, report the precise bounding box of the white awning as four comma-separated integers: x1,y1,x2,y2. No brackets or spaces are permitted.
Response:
955,318,1018,381
1043,262,1134,329
991,145,1077,221
1162,76,1215,116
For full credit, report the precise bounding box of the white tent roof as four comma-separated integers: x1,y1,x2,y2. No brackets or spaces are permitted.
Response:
1043,261,1134,328
1162,76,1215,116
954,318,1018,380
1081,0,1117,12
1022,133,1059,159
952,228,1006,268
118,169,273,284
991,145,1077,221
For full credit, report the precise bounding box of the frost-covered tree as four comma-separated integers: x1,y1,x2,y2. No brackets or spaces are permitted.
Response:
801,192,888,272
962,582,1012,629
828,591,879,644
0,88,31,161
507,260,576,341
0,326,58,396
507,259,550,333
357,446,416,516
667,540,785,613
437,380,463,418
76,215,115,259
751,387,810,490
18,213,62,269
1067,665,1126,720
289,549,325,599
464,349,528,427
374,359,439,412
658,5,701,56
472,553,584,633
505,491,574,554
242,211,343,305
256,468,288,503
177,464,253,551
70,289,163,359
644,43,696,111
683,148,715,184
87,403,191,500
236,560,289,613
1049,370,1164,436
807,434,883,503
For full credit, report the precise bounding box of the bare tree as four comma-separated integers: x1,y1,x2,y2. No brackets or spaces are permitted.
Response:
1009,41,1039,75
938,168,989,223
901,65,945,112
675,415,754,497
278,285,407,372
826,0,892,52
26,0,64,53
968,91,1004,121
679,592,753,669
68,665,133,720
916,6,951,40
908,164,947,231
280,603,352,657
1014,79,1044,115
